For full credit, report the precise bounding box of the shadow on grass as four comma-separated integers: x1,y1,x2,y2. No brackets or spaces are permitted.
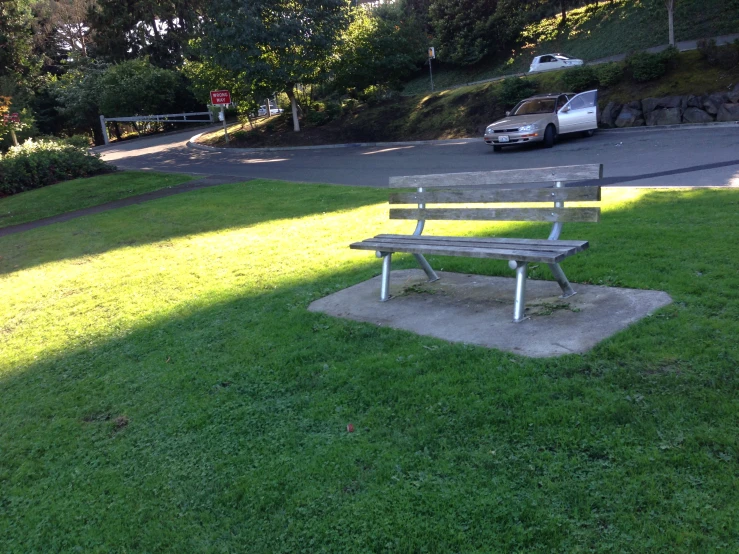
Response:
2,187,739,550
0,179,387,276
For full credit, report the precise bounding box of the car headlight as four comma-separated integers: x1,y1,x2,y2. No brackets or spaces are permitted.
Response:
518,124,539,132
485,126,495,134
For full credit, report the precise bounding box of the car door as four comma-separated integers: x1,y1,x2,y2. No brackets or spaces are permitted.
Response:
537,55,557,72
557,90,598,134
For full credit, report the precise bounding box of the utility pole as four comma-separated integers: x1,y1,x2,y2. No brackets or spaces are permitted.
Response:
428,47,436,92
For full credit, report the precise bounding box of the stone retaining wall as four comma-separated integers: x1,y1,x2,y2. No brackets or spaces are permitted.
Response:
600,84,739,128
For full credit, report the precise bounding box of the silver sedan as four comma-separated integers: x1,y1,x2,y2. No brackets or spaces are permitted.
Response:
483,91,598,151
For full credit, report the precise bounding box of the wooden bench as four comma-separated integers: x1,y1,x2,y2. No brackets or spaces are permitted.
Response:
350,164,603,322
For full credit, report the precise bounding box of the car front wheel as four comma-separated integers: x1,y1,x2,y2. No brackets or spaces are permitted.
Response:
543,125,556,148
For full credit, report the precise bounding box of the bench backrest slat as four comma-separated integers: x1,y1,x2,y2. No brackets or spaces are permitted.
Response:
389,185,601,205
390,207,601,223
388,164,603,189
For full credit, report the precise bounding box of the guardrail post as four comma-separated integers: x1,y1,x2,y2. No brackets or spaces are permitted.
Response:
99,115,109,145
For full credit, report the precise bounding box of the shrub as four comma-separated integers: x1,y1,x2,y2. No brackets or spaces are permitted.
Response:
305,109,331,126
342,98,359,113
626,51,668,83
595,62,624,88
63,135,93,149
496,77,537,108
304,102,341,127
561,66,599,92
324,102,342,120
358,85,399,106
0,139,115,196
661,45,680,70
697,39,739,70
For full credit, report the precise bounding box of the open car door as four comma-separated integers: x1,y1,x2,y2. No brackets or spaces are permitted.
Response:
557,90,598,134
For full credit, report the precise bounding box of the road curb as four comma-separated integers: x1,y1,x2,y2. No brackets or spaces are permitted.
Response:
187,133,478,153
188,120,738,153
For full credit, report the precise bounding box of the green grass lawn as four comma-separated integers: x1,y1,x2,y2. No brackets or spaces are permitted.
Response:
1,178,739,552
0,171,193,229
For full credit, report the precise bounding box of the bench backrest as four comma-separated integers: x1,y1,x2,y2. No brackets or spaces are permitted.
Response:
388,164,603,226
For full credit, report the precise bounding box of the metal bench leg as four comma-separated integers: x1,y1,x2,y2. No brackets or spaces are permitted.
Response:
380,253,392,301
413,254,440,282
547,263,576,298
510,261,528,323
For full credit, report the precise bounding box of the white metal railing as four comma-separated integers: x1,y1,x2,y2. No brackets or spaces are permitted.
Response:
99,112,214,145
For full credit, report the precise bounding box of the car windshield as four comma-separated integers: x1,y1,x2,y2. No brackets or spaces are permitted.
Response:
511,98,556,115
555,54,573,59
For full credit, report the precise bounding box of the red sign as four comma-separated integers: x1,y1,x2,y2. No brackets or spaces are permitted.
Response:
210,90,231,106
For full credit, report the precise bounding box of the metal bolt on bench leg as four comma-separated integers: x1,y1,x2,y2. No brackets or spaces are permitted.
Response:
509,260,529,323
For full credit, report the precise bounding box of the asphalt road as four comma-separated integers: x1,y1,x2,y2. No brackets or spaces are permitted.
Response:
97,124,739,188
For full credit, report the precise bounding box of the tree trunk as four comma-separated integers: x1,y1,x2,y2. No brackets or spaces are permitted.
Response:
286,86,300,132
560,0,567,23
665,0,675,46
91,124,104,146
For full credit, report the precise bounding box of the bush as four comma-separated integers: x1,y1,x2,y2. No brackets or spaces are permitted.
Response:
342,98,359,113
626,51,668,83
0,140,115,196
595,62,624,88
304,102,341,127
62,135,93,149
496,77,537,108
561,66,599,92
697,39,739,70
358,85,398,106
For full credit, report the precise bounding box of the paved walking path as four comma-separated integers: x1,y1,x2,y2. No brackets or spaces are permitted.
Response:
0,175,245,238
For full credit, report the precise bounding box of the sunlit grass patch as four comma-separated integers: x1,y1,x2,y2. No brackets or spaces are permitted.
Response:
1,181,739,551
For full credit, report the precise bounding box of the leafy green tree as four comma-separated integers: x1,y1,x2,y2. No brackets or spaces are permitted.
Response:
330,4,426,92
97,59,183,117
51,58,199,144
200,0,351,131
0,0,41,83
87,0,207,67
33,0,97,61
428,0,523,66
50,60,107,143
181,48,266,125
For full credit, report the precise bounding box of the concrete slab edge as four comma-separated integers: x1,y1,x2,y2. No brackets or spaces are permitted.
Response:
188,120,739,153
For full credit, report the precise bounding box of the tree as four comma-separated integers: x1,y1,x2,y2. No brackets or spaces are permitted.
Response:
330,5,426,92
0,0,41,82
49,60,107,143
87,0,207,67
428,0,522,66
34,0,98,61
97,59,183,117
664,0,676,46
199,0,351,132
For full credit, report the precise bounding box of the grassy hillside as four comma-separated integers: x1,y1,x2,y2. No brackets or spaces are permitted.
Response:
402,0,739,95
199,50,739,149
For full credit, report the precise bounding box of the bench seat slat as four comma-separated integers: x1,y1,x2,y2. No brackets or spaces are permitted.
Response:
367,237,587,255
375,234,589,248
388,164,603,188
350,235,588,264
390,207,600,223
389,185,601,204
